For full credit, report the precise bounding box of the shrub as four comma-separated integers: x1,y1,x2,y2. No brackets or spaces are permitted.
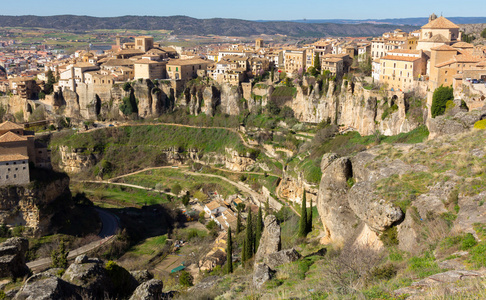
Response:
171,183,182,196
179,270,193,287
380,226,399,247
431,86,453,117
371,263,397,280
461,233,478,250
473,119,486,129
105,261,133,298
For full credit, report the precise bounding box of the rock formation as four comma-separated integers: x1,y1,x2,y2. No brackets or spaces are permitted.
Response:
0,173,71,236
254,214,281,265
11,255,160,300
129,279,164,300
0,238,29,278
316,152,404,248
265,248,301,269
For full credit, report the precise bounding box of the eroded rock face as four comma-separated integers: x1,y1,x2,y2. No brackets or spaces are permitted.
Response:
14,272,80,300
254,215,281,265
0,176,71,236
62,257,112,298
347,182,404,232
427,110,483,139
266,248,301,270
317,152,404,247
253,263,272,289
316,154,356,245
0,238,29,278
129,279,163,300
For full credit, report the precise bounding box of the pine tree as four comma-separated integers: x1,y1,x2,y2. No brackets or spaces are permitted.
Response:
236,210,242,234
307,197,313,234
245,210,254,259
299,191,308,237
226,227,233,274
255,206,263,251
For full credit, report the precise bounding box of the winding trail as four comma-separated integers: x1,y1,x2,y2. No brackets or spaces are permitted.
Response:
26,209,119,272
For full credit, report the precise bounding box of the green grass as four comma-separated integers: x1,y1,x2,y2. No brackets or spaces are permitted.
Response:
51,125,249,178
121,168,239,198
407,252,443,278
126,235,168,256
82,183,167,207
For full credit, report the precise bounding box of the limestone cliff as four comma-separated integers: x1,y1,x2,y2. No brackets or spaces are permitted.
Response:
0,172,71,236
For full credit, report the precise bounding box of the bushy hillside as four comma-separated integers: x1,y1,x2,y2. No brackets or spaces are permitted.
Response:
0,15,418,37
50,125,251,178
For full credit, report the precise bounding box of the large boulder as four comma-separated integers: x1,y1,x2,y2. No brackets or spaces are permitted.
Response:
130,270,153,285
427,110,483,139
14,272,80,300
129,279,163,300
0,237,29,278
316,154,356,245
266,249,301,269
347,181,404,232
62,257,112,298
253,263,272,289
254,215,281,265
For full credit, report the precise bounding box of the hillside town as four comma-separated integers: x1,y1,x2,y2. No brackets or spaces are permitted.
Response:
1,10,486,300
0,14,485,105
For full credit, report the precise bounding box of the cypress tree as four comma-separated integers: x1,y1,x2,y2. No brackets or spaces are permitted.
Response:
245,210,254,259
236,210,242,234
307,197,313,234
314,52,321,73
298,191,308,237
226,227,233,273
242,237,247,263
255,206,263,251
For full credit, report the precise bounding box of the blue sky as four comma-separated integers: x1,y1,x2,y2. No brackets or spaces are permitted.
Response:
4,0,485,20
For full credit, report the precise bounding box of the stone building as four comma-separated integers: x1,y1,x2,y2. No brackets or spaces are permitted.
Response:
0,121,51,186
284,49,306,76
380,49,428,91
166,59,211,83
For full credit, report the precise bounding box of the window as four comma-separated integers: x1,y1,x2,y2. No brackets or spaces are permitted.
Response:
14,174,16,178
13,162,16,165
23,167,26,170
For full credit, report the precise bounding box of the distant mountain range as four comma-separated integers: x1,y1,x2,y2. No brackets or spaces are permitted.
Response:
0,15,420,37
279,17,486,26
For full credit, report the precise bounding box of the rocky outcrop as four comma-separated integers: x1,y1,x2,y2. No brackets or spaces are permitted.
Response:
266,248,301,270
394,270,484,298
13,256,159,299
254,215,281,265
427,110,484,139
316,154,356,245
0,174,71,236
0,238,29,278
316,152,404,247
347,182,404,232
14,271,80,300
62,257,112,298
57,146,100,174
253,263,272,289
129,279,163,300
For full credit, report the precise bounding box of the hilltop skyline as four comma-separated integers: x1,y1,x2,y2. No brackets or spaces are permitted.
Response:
3,0,486,20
